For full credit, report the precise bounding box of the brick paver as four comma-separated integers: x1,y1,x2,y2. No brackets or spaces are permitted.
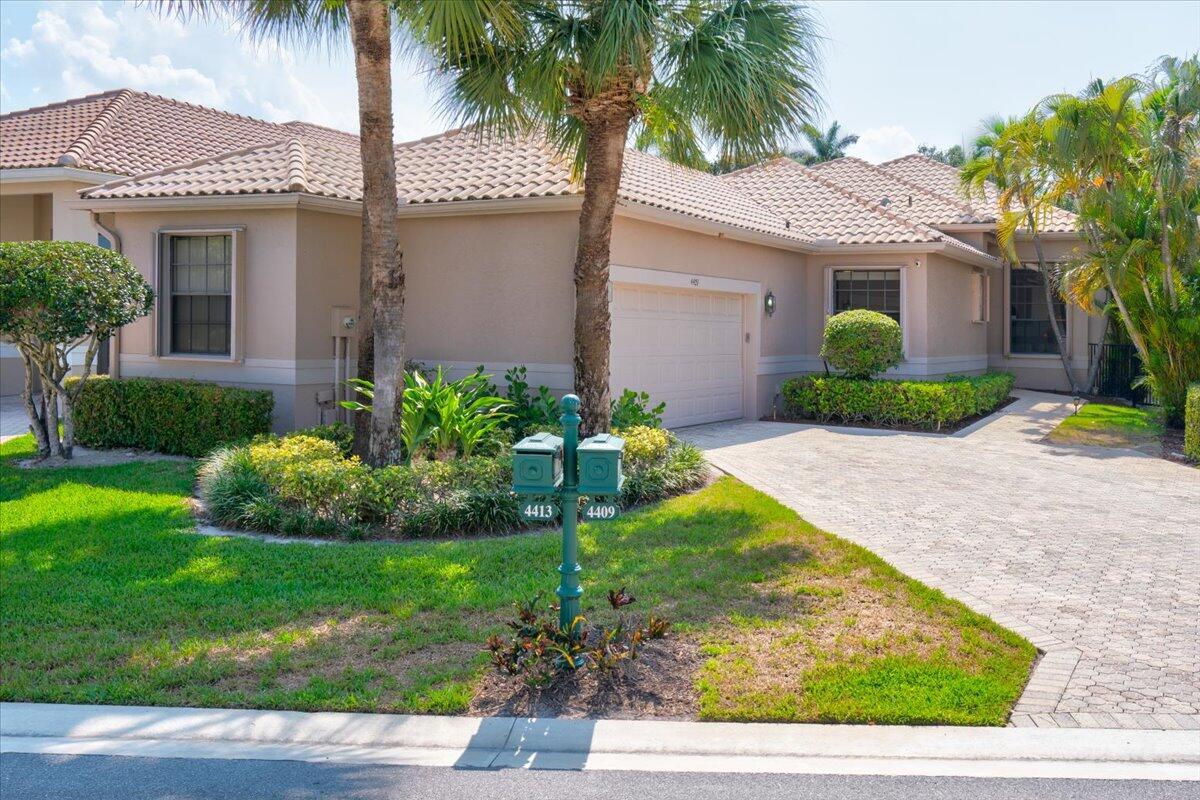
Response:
686,391,1200,729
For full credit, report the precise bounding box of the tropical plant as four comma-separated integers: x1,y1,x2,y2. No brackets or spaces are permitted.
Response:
151,0,407,465
961,112,1081,393
610,388,666,428
0,241,153,458
408,0,822,435
791,120,858,165
1041,57,1200,423
342,367,511,462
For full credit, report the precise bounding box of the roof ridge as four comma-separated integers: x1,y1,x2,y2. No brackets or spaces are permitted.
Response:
57,89,134,167
718,156,798,179
792,160,945,242
81,138,297,197
283,138,310,193
851,156,980,215
0,88,126,121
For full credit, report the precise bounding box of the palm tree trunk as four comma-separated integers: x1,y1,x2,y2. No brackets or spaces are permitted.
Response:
1029,229,1079,393
573,112,633,437
346,0,404,467
1158,190,1177,310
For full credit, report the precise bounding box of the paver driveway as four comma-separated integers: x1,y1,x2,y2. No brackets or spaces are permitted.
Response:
686,391,1200,730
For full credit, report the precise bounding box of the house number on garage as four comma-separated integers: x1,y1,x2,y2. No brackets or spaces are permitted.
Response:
690,278,700,286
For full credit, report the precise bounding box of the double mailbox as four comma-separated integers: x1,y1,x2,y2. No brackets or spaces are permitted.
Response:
512,431,625,496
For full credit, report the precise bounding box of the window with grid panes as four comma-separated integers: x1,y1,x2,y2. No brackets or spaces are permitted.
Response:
1010,265,1066,354
833,269,901,324
167,234,232,356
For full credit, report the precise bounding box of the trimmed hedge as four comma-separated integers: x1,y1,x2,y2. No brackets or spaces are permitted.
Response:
69,376,274,457
1186,383,1200,462
781,372,1015,431
821,309,904,378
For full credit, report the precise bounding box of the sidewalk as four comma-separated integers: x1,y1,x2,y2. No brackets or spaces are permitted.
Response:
3,703,1197,781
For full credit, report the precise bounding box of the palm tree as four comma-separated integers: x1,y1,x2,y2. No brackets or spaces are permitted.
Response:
406,0,822,435
152,0,405,465
791,121,857,165
962,112,1081,393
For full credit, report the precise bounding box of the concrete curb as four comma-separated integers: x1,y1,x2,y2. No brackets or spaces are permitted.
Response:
2,703,1198,780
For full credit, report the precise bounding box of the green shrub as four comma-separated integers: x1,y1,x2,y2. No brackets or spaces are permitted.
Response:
197,421,709,538
780,372,1015,430
1186,383,1200,462
611,388,666,428
288,422,353,456
69,376,273,457
821,309,904,379
616,425,670,465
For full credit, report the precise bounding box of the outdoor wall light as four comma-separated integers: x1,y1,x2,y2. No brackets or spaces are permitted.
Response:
764,290,777,317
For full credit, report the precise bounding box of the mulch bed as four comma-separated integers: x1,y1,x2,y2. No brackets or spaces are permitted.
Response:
764,395,1019,435
470,635,703,720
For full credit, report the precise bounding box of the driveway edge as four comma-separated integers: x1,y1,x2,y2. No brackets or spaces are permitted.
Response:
2,702,1198,780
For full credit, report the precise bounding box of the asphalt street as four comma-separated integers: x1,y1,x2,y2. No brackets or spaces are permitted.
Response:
2,753,1198,800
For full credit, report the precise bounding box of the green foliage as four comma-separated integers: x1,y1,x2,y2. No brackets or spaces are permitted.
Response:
0,240,154,457
1186,384,1200,461
620,435,709,506
69,376,274,457
502,366,560,438
406,0,822,171
781,372,1015,431
611,388,666,428
343,367,512,461
198,420,707,539
0,241,152,347
820,310,904,379
485,592,669,688
791,121,858,165
615,425,670,465
287,422,353,456
917,143,965,166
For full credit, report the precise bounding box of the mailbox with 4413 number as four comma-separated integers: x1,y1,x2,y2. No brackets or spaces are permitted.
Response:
520,499,559,522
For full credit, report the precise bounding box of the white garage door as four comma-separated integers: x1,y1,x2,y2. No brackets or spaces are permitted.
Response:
610,283,744,428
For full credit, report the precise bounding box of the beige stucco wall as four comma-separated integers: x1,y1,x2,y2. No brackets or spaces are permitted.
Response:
923,253,989,369
0,179,100,243
107,206,301,429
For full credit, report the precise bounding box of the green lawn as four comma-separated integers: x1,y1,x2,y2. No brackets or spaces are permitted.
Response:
0,434,1033,725
1048,402,1163,452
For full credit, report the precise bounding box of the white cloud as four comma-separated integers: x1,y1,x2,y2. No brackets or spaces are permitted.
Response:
1,37,36,60
845,125,919,164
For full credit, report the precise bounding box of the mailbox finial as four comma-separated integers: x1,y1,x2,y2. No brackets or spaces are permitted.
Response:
561,393,580,413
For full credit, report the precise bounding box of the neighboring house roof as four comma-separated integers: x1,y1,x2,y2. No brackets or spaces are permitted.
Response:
0,88,350,175
878,153,1077,233
809,156,992,226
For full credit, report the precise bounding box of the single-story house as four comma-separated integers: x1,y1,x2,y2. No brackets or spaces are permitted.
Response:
0,89,1102,429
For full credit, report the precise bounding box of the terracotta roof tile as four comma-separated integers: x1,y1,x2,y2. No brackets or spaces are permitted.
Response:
0,89,346,175
878,153,1077,232
809,156,991,225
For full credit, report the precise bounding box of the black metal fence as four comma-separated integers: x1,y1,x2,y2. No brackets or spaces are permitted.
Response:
1088,343,1157,405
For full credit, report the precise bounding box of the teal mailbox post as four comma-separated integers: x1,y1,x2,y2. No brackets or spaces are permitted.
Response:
512,395,624,634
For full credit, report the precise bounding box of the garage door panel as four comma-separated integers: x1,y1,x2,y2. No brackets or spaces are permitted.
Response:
611,283,744,428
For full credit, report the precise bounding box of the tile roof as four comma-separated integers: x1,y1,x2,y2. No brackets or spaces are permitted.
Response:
84,123,808,243
723,158,995,261
878,153,1077,233
0,88,351,176
809,156,991,225
83,138,363,201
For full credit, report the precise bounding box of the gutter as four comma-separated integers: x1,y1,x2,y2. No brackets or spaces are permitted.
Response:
89,212,124,379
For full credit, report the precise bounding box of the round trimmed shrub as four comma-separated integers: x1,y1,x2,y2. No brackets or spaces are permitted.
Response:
820,309,903,379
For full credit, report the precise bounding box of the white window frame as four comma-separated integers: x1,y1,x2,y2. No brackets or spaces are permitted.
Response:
153,226,246,362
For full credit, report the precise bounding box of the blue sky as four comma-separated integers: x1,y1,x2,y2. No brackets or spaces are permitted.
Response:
1,0,1197,162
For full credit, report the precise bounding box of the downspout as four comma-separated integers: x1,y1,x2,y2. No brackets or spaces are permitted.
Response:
90,212,123,379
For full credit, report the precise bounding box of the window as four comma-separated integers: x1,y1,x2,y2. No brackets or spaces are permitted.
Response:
1010,265,1066,354
833,269,901,324
166,234,232,356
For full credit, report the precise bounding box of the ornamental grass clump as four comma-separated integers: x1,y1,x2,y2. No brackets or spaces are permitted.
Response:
820,309,904,379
